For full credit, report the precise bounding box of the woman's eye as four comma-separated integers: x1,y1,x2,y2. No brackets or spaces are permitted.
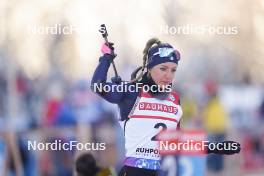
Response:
160,68,166,71
171,69,176,73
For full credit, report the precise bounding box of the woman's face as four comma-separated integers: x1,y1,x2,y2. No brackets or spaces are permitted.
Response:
149,62,178,86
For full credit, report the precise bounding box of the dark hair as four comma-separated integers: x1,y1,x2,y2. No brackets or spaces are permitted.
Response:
75,153,99,176
130,38,161,83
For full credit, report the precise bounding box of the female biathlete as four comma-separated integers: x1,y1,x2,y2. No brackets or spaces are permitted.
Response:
91,38,240,176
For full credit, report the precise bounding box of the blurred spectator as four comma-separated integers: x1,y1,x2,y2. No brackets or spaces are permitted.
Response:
259,94,264,122
203,80,227,173
0,135,7,175
181,94,199,128
42,82,64,126
0,72,7,118
75,153,112,176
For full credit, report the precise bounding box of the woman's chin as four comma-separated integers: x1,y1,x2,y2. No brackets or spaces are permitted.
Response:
157,84,168,89
158,83,170,86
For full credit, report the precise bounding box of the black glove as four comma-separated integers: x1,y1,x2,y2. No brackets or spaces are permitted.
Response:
207,141,241,155
108,42,116,58
107,42,114,51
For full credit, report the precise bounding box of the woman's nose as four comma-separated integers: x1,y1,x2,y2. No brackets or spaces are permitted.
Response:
165,71,173,80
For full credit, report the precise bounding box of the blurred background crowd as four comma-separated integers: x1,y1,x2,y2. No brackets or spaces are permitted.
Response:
0,0,264,175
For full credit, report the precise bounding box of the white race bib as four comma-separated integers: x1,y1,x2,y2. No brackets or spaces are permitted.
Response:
124,90,183,169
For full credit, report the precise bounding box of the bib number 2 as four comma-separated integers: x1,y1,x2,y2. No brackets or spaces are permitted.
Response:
151,123,167,141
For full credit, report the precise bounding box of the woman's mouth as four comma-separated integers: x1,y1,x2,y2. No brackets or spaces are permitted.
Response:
160,81,170,85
